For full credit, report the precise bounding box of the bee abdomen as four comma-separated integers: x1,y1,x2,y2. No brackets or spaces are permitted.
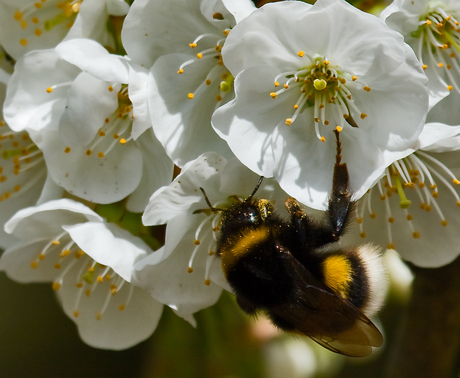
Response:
320,244,386,317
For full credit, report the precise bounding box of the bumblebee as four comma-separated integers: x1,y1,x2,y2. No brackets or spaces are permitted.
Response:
200,131,385,357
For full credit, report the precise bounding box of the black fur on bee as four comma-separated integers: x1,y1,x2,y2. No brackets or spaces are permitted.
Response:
200,131,386,357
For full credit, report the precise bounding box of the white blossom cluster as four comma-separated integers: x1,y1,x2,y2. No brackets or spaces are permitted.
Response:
0,0,460,350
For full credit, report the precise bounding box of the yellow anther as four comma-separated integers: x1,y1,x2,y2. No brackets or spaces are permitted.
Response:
388,217,395,223
187,267,193,273
270,92,277,99
441,220,448,227
352,75,357,81
86,149,92,156
223,30,230,36
339,78,346,84
54,263,61,269
438,62,444,67
387,243,395,250
293,104,298,109
193,239,200,245
297,51,305,57
285,118,292,126
119,305,125,311
412,231,420,238
380,194,386,200
314,117,320,122
74,311,79,318
14,11,23,20
97,152,104,158
360,232,366,238
97,276,103,283
76,282,83,288
447,65,452,70
216,95,222,102
360,113,367,119
432,191,438,198
35,2,42,9
406,214,413,221
188,93,194,99
108,85,113,92
204,279,211,286
324,60,329,65
209,250,215,256
105,118,110,124
177,68,184,74
274,81,279,87
324,120,329,125
284,84,289,89
20,39,28,46
31,261,38,269
363,86,371,92
451,52,456,58
196,53,203,59
426,20,432,25
46,87,53,93
422,64,428,70
189,43,197,48
320,136,326,142
425,205,432,212
205,79,211,85
64,147,71,153
52,282,61,291
96,312,102,320
448,85,453,91
453,179,460,185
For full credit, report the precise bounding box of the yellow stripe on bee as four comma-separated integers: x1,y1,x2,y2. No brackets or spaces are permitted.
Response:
322,255,352,299
220,226,271,277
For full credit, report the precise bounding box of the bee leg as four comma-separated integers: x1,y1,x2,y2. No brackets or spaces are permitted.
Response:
328,130,353,239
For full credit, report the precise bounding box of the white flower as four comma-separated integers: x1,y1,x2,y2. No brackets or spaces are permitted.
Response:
0,60,56,249
350,123,460,267
122,0,255,167
212,0,429,210
0,0,129,59
4,42,173,208
0,199,163,350
137,152,288,322
382,0,460,107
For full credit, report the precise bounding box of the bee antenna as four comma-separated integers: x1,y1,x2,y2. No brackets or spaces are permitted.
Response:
245,176,264,202
199,187,222,212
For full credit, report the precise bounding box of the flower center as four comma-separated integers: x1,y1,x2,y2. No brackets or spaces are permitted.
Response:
269,54,370,142
63,85,133,158
411,2,460,92
356,151,460,249
13,0,81,47
31,231,133,320
177,24,234,105
0,127,46,201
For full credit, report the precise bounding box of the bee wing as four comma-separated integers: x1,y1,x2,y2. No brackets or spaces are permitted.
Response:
270,259,383,357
